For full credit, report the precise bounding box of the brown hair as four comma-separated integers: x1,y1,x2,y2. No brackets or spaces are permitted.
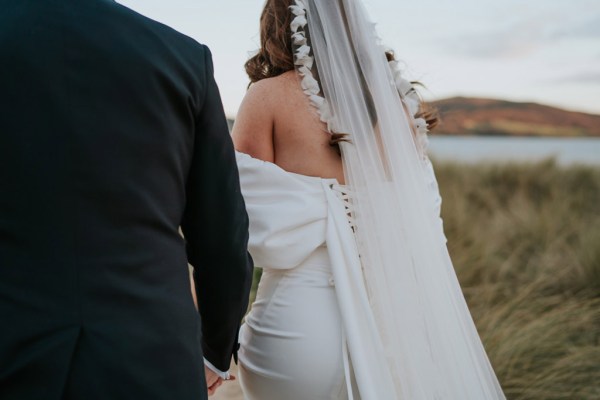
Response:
245,0,296,84
245,0,439,145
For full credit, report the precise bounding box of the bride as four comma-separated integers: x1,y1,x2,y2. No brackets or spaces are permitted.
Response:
231,0,506,399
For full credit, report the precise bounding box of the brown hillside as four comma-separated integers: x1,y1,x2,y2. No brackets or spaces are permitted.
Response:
431,97,600,137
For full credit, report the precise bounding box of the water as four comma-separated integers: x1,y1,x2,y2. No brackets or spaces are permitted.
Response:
428,136,600,165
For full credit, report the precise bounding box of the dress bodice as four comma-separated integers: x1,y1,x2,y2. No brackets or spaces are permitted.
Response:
235,151,340,270
235,150,445,271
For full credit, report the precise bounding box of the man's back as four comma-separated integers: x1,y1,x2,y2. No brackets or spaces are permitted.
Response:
0,1,253,399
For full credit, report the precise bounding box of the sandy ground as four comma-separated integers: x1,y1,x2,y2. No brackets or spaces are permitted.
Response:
211,363,244,400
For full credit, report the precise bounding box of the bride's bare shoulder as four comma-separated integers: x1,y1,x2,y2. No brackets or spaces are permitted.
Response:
238,71,312,117
233,70,320,161
235,72,293,120
273,71,323,121
232,74,292,161
246,71,300,97
234,71,304,130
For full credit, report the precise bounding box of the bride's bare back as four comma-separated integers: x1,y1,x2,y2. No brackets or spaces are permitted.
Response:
232,70,345,184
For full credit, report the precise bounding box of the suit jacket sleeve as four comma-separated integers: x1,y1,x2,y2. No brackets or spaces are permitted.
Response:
181,45,253,372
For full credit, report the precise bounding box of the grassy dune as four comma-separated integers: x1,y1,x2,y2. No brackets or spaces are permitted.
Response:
246,159,600,399
435,158,600,399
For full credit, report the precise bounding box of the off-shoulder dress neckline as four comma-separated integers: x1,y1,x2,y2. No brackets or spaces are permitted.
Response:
235,150,343,186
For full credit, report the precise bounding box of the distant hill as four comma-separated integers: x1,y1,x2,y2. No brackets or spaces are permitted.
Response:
431,97,600,137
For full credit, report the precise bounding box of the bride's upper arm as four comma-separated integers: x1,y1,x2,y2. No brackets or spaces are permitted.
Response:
232,80,275,163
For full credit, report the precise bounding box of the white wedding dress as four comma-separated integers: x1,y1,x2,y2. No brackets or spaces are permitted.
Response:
235,150,444,400
234,1,506,397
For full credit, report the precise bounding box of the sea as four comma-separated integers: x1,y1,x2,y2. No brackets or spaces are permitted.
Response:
428,136,600,165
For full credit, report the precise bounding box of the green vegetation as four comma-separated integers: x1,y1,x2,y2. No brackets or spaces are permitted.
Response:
435,158,600,399
250,159,600,399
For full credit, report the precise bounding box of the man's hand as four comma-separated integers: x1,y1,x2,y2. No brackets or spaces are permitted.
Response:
205,366,236,396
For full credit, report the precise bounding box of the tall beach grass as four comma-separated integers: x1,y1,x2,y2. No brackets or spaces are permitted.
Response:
433,158,600,399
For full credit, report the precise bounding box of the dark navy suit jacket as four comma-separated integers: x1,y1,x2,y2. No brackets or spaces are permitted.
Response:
0,1,253,399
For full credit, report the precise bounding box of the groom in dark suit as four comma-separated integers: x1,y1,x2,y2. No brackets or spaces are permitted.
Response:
0,0,253,399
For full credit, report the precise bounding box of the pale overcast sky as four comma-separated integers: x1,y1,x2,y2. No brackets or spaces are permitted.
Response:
118,0,600,116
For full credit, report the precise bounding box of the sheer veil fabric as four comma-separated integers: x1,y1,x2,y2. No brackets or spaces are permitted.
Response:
290,0,506,398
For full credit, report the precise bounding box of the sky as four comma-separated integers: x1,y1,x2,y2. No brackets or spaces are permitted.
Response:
118,0,600,117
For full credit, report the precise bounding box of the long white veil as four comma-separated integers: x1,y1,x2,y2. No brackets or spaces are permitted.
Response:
290,0,506,398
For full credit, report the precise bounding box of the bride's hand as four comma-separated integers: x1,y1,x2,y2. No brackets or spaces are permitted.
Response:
207,378,222,396
205,366,222,396
205,366,236,396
